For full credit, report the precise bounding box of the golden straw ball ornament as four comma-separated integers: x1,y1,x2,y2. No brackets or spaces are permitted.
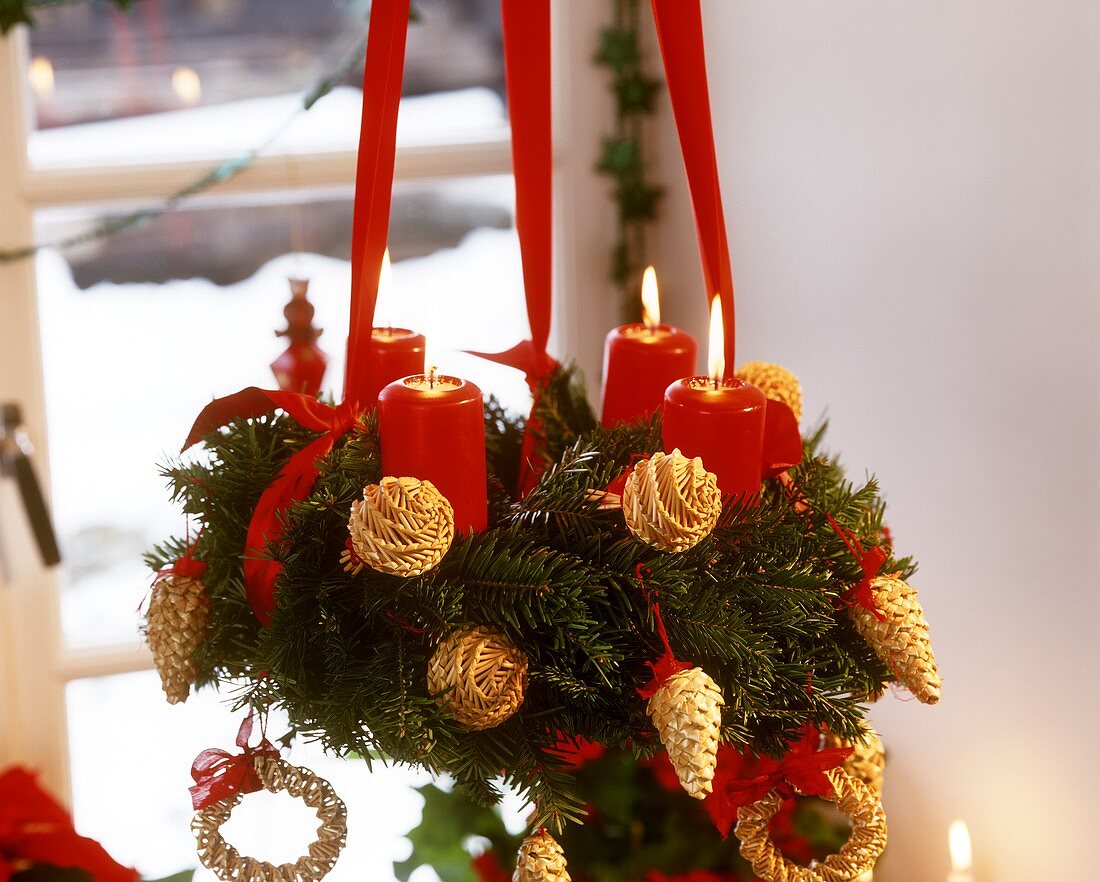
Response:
622,449,722,553
344,476,454,577
823,728,886,798
736,361,803,422
192,756,347,882
736,768,887,882
849,574,942,705
646,666,725,799
513,828,572,882
427,626,529,730
146,562,211,705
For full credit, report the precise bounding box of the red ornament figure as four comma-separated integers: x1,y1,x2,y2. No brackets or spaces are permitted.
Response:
662,297,766,501
600,266,698,426
378,366,488,535
270,278,328,397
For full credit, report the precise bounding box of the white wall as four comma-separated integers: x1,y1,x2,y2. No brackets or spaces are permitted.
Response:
652,3,1100,880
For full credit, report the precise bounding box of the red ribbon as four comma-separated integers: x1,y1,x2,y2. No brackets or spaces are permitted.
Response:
189,714,280,811
826,513,888,622
635,564,692,699
181,1,409,625
721,724,853,812
467,1,558,496
650,0,736,375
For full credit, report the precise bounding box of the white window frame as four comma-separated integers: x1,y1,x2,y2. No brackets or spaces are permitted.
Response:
0,3,618,807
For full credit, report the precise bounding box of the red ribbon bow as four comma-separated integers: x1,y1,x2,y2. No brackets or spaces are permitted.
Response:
826,513,888,622
635,564,693,700
189,714,280,811
721,724,853,812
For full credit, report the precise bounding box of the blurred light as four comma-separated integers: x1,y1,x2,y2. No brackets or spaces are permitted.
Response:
949,819,972,872
28,56,55,99
171,66,202,106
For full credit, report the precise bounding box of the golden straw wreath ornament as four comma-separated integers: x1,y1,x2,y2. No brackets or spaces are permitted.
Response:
513,828,572,882
621,449,722,553
728,725,887,882
189,716,347,882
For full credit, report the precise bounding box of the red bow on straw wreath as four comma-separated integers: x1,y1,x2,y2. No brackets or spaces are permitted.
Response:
189,714,280,811
719,724,853,814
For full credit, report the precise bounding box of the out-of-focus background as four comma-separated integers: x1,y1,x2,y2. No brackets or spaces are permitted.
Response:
1,2,1097,881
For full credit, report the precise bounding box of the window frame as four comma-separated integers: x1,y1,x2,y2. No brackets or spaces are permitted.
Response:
0,3,618,810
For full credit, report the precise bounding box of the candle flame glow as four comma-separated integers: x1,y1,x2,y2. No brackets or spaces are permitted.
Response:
707,295,724,386
28,56,55,99
641,265,660,330
171,66,202,105
949,820,972,872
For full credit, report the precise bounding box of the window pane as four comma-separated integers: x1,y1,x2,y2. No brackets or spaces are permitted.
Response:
37,177,529,646
66,670,436,881
26,0,507,166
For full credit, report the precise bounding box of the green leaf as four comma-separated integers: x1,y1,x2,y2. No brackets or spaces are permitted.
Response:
597,137,643,176
594,27,640,70
615,72,662,114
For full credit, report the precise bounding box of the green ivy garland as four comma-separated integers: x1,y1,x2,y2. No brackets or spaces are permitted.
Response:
594,0,665,320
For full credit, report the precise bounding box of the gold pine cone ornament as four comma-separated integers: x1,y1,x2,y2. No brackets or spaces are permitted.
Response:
646,666,725,799
622,449,722,553
427,626,528,730
849,574,942,704
824,727,886,797
513,829,571,882
345,476,454,577
146,562,211,705
736,361,803,422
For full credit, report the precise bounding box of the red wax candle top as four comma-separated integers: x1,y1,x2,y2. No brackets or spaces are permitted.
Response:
601,323,698,426
362,327,426,406
378,372,488,533
662,376,767,501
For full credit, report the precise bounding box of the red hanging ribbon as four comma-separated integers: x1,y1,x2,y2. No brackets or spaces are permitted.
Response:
826,513,888,622
189,714,280,810
635,563,692,699
649,0,736,375
181,1,409,625
468,0,558,496
720,723,853,813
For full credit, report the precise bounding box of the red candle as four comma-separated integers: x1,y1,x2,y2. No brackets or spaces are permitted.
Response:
364,327,426,404
661,297,766,500
601,266,697,426
378,369,488,533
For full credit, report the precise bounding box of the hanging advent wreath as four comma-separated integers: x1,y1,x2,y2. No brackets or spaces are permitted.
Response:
146,3,941,881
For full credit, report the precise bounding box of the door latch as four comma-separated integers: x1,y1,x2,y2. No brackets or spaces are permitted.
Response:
0,403,61,567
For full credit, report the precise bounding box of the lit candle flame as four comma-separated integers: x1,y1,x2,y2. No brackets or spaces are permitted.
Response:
171,66,202,106
377,247,395,329
28,56,55,99
707,295,725,387
949,820,972,872
641,265,660,330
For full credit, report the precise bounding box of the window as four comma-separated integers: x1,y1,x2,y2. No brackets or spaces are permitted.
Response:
0,5,615,879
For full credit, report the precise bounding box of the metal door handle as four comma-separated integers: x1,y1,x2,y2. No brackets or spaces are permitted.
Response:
0,403,61,567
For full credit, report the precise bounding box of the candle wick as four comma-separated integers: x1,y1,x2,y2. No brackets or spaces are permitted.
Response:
428,365,438,389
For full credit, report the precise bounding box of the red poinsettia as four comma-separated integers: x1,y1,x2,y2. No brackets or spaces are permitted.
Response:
0,767,139,882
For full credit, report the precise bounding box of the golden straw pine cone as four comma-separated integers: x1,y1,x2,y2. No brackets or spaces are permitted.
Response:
646,667,725,799
736,768,886,882
345,476,454,577
736,362,803,422
823,727,886,798
146,573,211,705
513,829,571,882
849,574,941,705
427,626,528,730
622,450,722,553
